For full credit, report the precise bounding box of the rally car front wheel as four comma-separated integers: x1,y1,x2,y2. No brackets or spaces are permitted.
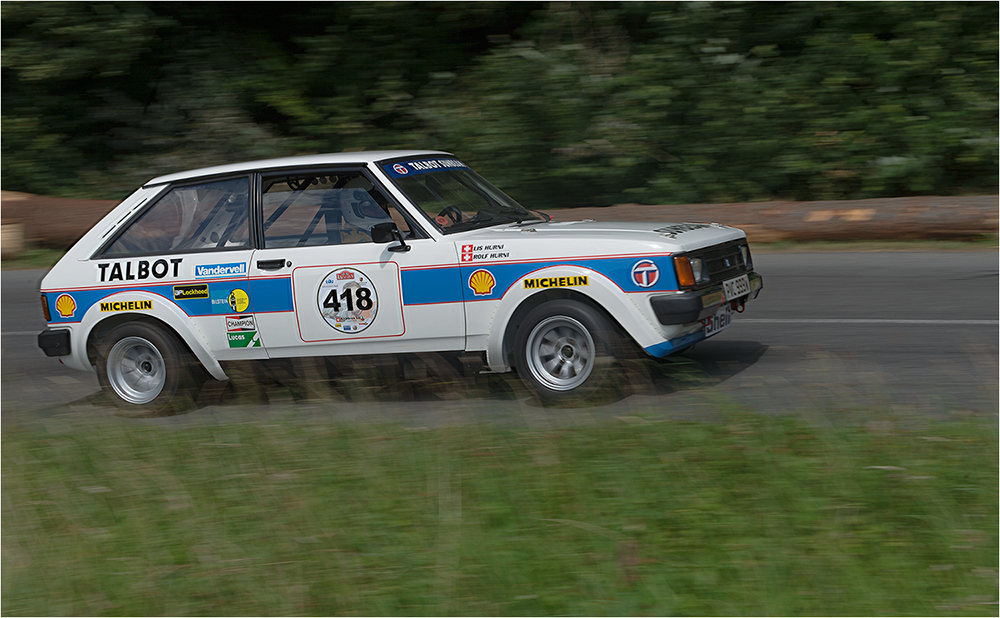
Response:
514,299,623,405
95,321,202,415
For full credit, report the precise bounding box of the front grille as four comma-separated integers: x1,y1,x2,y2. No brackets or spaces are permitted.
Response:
689,239,752,284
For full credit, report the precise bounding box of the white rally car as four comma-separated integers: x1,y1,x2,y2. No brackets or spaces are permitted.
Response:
37,151,762,411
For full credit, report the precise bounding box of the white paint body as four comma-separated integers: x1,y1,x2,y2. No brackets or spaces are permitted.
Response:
39,151,760,381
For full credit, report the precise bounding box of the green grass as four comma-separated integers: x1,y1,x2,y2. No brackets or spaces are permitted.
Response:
1,248,65,270
3,410,996,616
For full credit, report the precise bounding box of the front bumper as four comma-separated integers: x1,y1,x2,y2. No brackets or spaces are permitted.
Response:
649,271,763,325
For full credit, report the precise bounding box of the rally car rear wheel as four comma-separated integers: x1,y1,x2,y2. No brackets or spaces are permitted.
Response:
95,321,200,414
514,299,622,404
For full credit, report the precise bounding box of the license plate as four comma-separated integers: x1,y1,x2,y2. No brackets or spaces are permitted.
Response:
723,274,750,300
702,303,732,337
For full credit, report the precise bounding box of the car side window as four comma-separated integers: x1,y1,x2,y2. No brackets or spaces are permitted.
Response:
262,172,418,249
103,178,250,257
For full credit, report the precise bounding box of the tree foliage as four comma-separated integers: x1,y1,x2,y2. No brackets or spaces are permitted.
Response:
2,2,996,203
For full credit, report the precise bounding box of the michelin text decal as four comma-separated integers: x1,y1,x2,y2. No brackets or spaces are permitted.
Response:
100,299,153,312
523,276,588,289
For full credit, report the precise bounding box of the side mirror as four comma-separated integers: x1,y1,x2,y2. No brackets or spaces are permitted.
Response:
371,222,410,252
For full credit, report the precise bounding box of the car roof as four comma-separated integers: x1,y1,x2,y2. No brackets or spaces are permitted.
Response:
145,150,452,186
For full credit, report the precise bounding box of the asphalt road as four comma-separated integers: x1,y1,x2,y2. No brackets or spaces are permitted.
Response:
2,251,997,427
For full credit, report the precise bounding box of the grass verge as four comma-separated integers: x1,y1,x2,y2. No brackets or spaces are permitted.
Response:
1,248,65,270
3,410,996,616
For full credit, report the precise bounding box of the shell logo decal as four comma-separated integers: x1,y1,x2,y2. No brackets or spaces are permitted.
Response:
468,269,496,296
55,294,76,318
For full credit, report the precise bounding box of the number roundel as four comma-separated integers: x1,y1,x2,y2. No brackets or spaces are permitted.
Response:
317,268,378,334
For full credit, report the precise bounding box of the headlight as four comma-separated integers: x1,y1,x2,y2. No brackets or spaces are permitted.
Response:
739,245,752,270
689,257,708,283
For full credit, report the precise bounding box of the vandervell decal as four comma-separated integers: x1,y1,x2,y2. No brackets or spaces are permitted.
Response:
195,262,247,278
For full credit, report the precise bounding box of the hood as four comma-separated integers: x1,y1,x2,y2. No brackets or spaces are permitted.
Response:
452,220,747,253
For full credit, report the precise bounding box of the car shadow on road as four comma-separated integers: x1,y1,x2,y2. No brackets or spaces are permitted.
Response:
187,342,770,412
612,339,769,399
50,341,770,418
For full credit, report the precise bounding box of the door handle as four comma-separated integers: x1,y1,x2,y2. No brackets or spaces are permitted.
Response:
257,259,288,271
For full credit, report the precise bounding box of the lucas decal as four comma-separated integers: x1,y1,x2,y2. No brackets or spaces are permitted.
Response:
227,330,261,348
317,268,378,333
225,314,260,348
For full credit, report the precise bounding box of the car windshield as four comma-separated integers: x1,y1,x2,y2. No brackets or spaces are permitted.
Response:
380,157,540,234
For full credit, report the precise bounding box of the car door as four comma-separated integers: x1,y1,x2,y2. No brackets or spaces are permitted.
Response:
249,168,465,359
96,175,266,360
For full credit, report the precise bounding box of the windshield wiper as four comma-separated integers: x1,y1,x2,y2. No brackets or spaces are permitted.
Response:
511,209,550,226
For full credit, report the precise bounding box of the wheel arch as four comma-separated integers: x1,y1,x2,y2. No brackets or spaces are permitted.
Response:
80,292,228,381
483,264,659,372
500,288,636,371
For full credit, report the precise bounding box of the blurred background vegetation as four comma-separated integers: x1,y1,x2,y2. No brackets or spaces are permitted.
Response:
2,1,997,206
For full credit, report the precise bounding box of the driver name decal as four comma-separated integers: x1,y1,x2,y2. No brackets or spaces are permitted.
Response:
318,268,378,333
461,244,507,262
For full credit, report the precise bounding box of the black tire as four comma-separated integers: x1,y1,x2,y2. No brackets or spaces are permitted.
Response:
513,299,624,405
95,321,201,415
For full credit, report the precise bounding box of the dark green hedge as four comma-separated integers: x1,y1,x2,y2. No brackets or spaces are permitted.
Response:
3,2,996,205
